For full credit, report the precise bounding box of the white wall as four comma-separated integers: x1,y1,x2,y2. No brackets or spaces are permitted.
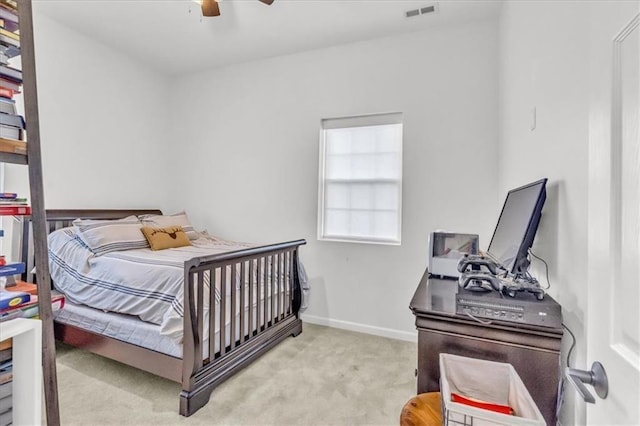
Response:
499,2,591,424
5,11,171,211
168,19,500,338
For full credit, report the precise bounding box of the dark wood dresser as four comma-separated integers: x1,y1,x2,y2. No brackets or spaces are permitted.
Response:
410,270,563,425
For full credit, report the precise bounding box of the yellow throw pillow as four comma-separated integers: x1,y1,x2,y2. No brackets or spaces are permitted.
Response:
141,226,192,251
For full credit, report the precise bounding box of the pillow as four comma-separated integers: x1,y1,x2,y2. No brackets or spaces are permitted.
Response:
73,215,149,256
72,215,140,229
138,211,199,240
141,226,191,251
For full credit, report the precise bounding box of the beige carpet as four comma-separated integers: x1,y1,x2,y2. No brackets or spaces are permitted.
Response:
53,323,417,425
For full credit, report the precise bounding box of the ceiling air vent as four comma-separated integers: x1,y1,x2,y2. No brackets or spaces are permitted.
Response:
405,3,439,18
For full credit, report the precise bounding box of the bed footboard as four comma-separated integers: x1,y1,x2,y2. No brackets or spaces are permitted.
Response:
180,239,306,416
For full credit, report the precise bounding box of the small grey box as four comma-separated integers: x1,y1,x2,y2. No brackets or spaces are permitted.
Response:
428,232,479,278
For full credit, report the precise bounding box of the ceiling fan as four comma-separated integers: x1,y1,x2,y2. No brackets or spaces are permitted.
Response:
199,0,274,17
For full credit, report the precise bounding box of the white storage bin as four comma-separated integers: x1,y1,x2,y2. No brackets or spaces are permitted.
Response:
439,353,545,426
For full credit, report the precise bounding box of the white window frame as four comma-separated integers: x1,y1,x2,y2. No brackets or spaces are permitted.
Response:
317,112,403,245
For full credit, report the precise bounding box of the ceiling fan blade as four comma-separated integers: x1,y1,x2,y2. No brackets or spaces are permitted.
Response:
201,0,221,16
259,0,274,5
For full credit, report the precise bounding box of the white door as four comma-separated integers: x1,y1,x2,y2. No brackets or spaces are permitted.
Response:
587,1,640,424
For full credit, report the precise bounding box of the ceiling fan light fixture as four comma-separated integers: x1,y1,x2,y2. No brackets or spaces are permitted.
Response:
201,0,220,17
196,0,272,18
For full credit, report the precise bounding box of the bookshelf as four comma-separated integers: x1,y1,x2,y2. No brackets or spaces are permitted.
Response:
0,0,60,425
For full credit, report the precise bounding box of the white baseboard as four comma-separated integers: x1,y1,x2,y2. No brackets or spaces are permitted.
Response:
301,314,417,342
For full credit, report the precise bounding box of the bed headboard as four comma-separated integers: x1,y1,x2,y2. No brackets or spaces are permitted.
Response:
21,209,163,283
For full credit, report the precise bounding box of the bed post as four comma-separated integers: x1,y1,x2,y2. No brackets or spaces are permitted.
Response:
180,258,206,416
291,247,303,337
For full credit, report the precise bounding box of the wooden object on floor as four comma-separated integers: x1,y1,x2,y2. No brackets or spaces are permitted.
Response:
400,392,442,426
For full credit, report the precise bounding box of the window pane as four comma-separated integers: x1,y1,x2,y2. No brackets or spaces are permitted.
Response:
375,153,401,179
326,155,351,179
352,127,377,153
325,183,350,209
373,211,398,239
351,184,374,210
374,184,399,210
326,129,351,154
325,209,349,236
350,211,372,237
351,154,376,179
376,124,402,152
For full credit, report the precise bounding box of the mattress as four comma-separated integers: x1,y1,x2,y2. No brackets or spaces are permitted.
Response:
54,291,282,359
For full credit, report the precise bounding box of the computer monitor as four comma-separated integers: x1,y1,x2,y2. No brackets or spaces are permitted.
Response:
487,178,548,275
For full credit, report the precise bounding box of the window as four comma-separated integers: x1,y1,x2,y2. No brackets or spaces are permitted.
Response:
318,112,403,245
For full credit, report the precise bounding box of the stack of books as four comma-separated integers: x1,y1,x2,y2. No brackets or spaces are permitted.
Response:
0,0,22,143
0,192,29,215
0,281,65,323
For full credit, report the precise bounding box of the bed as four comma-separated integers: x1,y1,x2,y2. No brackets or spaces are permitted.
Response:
22,209,306,416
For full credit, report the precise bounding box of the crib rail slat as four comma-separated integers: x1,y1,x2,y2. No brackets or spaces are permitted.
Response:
220,265,227,356
249,259,255,339
271,254,276,326
230,263,237,350
263,256,268,330
240,260,246,344
257,256,263,333
280,252,284,320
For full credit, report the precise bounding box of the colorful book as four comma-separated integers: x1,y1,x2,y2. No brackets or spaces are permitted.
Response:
0,112,23,129
0,193,16,199
0,293,65,321
0,123,20,140
0,28,16,41
0,33,17,48
0,348,10,364
0,87,14,99
0,288,29,310
0,206,30,215
0,6,17,25
0,394,10,412
0,43,18,59
0,77,20,92
0,367,10,385
2,20,18,33
0,65,20,83
0,380,11,399
0,0,17,12
0,262,24,277
0,198,26,205
0,97,14,115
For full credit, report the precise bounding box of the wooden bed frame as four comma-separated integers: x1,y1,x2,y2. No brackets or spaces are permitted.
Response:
23,209,306,416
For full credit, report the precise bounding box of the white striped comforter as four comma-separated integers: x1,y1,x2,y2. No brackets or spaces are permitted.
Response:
48,227,254,342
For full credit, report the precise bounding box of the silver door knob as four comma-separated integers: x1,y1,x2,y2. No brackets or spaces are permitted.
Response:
565,362,608,404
